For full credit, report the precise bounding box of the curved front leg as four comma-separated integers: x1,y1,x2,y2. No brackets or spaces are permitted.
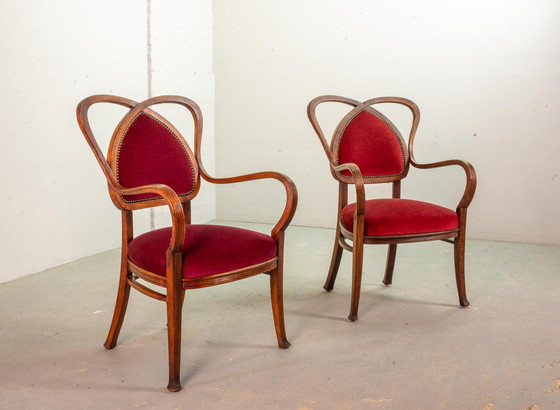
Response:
330,163,365,321
270,234,290,348
103,261,131,349
270,267,290,349
166,252,184,392
348,222,365,322
454,210,470,307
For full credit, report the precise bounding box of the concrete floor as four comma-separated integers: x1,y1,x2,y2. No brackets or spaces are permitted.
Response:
1,222,559,409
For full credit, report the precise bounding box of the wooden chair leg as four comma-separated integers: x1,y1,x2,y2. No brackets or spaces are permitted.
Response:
382,244,397,286
324,230,344,291
348,236,364,322
104,266,131,349
166,290,185,328
270,267,290,349
454,233,470,307
180,289,186,310
166,287,183,392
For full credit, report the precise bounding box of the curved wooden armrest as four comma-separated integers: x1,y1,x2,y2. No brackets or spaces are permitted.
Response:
307,95,361,164
411,159,477,210
112,183,186,253
201,171,298,240
332,163,365,219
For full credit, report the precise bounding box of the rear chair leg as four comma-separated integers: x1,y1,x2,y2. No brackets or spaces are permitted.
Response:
382,244,397,286
324,231,344,291
104,264,131,349
106,211,134,349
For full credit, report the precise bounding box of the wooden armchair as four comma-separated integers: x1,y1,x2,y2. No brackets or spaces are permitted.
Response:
307,96,476,321
76,95,297,391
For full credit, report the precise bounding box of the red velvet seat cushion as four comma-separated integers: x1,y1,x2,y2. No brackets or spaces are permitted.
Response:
341,198,458,236
128,225,277,278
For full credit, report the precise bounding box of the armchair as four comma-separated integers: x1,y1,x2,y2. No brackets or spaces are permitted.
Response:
307,96,476,321
76,95,297,391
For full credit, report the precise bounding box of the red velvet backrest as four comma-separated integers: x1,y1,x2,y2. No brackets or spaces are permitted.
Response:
333,107,408,181
110,110,198,205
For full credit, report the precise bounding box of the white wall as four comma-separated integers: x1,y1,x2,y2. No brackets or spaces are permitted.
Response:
2,0,558,285
0,0,216,284
214,0,560,245
149,0,216,228
0,1,148,284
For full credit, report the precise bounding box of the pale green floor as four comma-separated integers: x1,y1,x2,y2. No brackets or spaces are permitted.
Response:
1,222,559,410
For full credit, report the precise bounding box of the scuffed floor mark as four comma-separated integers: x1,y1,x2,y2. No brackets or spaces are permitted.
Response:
362,398,392,403
519,405,542,410
482,402,495,410
546,378,560,392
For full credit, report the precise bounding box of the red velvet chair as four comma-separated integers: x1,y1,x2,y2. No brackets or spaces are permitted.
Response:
307,96,476,321
76,95,297,391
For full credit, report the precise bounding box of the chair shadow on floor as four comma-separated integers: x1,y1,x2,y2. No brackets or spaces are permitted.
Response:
287,283,460,323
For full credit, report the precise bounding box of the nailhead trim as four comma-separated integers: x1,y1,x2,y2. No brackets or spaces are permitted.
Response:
116,111,196,203
335,107,407,179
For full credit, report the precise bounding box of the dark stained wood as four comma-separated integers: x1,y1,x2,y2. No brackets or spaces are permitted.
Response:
323,183,347,291
382,244,398,286
165,250,183,392
182,201,191,225
181,259,279,289
77,95,298,392
340,222,460,244
349,199,365,322
308,95,477,320
270,232,290,348
127,275,167,301
103,210,133,349
454,208,470,306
